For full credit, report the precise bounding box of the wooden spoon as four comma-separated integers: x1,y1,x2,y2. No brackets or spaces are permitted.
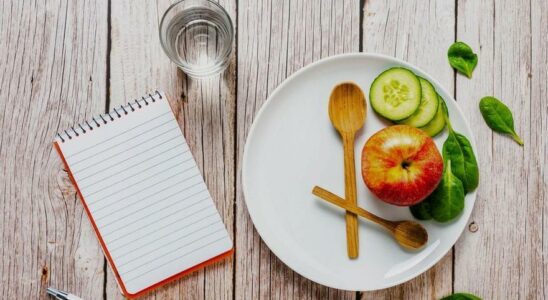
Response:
328,82,366,259
312,186,428,250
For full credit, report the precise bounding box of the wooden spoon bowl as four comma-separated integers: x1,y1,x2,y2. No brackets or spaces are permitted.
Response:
392,221,429,250
328,83,366,135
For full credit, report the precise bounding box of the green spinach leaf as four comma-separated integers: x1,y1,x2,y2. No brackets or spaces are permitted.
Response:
428,161,465,222
443,131,479,193
447,42,478,78
409,100,480,222
479,96,524,145
441,103,480,193
440,292,482,300
410,200,432,220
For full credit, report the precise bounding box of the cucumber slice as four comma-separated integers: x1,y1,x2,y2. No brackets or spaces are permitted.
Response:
399,77,439,127
369,67,421,121
420,95,446,137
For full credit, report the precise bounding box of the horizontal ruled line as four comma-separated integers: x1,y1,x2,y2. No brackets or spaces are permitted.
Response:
108,210,218,253
100,183,206,229
86,149,186,199
66,111,172,159
69,122,178,168
122,229,226,280
76,136,184,182
88,170,189,208
117,219,222,267
83,149,190,195
91,164,197,216
102,195,212,242
94,173,202,223
101,189,208,236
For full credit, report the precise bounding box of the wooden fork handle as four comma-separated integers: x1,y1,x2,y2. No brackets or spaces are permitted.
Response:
312,186,395,231
341,134,359,259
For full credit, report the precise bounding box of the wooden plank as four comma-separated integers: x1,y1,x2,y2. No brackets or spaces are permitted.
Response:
360,0,455,299
0,0,108,299
106,0,236,299
454,0,546,298
235,0,359,299
532,3,548,299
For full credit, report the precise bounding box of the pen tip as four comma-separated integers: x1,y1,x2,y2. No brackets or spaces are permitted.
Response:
46,287,59,295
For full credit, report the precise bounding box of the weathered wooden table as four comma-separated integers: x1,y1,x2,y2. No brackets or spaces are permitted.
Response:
1,0,546,299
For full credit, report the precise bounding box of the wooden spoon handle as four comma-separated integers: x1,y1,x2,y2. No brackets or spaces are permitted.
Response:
312,186,396,231
341,134,359,258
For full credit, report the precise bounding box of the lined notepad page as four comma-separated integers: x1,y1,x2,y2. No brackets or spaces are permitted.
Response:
56,94,232,294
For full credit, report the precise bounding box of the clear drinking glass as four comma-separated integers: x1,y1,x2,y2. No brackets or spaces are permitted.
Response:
159,0,234,79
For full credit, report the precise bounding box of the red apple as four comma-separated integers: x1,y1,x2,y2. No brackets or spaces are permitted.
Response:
361,125,443,206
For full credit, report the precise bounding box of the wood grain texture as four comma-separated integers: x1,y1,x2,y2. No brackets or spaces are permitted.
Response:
532,3,548,299
454,0,547,298
235,0,359,299
361,0,455,299
329,82,367,259
0,0,108,299
2,0,547,298
107,0,236,299
236,2,291,298
312,186,429,250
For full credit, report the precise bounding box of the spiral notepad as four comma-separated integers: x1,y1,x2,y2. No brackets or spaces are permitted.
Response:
54,91,233,298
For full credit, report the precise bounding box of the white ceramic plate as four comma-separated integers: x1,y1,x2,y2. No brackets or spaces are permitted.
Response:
242,53,477,291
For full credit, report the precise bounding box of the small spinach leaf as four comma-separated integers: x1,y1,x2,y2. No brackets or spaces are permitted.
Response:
410,200,432,220
447,42,478,78
440,292,482,300
443,131,479,193
441,103,480,193
479,96,524,145
428,161,465,222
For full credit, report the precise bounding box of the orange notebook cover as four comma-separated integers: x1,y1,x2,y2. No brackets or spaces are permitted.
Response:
54,91,233,298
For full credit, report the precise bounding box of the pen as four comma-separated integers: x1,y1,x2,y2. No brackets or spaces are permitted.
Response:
46,287,83,300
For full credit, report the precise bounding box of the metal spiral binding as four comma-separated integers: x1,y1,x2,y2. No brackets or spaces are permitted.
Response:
55,90,164,143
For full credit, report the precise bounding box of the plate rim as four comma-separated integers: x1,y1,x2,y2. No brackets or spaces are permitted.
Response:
242,52,478,291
